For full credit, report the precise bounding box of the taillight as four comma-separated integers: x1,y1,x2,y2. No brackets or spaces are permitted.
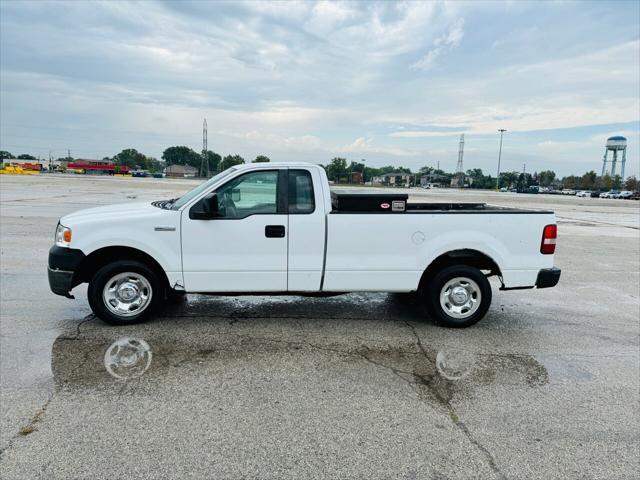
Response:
540,224,557,254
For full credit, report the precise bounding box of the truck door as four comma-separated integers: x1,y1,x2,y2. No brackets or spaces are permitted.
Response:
287,168,326,291
181,169,288,292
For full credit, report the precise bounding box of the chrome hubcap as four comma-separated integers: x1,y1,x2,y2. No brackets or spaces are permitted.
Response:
440,277,481,319
103,272,152,317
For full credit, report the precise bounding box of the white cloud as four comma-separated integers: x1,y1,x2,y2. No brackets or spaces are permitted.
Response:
1,1,638,176
336,137,418,157
412,18,464,70
389,130,466,138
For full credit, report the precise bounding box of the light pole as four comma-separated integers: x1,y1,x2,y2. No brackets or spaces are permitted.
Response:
361,159,366,184
496,129,506,190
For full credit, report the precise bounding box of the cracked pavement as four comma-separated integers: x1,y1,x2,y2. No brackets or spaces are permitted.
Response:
1,175,639,479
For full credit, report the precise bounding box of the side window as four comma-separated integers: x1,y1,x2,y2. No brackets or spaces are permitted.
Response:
215,171,278,219
289,169,315,214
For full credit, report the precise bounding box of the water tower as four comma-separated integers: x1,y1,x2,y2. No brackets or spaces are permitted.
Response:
601,136,627,178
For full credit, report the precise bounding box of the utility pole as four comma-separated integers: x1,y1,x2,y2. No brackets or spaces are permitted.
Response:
495,129,506,190
200,118,208,177
455,134,465,187
67,149,71,160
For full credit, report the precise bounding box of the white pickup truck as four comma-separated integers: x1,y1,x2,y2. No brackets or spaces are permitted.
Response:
48,162,560,328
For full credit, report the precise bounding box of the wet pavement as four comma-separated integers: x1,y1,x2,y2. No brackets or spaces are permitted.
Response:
1,174,639,479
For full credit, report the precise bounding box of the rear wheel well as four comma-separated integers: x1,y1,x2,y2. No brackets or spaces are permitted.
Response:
74,246,170,290
419,249,501,290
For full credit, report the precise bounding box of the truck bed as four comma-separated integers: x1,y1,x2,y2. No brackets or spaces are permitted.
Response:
330,191,552,214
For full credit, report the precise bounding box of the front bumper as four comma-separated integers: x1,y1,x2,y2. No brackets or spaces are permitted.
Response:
48,246,85,298
48,267,75,298
535,267,561,289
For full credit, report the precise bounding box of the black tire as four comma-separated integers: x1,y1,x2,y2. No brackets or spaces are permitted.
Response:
87,260,164,326
424,265,492,328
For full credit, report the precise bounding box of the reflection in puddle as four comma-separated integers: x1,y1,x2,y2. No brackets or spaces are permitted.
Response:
435,349,476,381
103,338,152,380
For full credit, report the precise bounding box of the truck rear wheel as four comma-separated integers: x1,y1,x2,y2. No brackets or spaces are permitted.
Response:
425,265,492,328
88,260,164,325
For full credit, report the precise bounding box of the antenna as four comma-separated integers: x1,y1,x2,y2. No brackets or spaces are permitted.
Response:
200,118,209,177
454,134,465,187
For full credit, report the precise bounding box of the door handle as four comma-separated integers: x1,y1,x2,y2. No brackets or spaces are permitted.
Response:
265,225,285,238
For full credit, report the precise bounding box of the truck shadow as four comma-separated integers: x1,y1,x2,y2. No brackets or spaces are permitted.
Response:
161,291,428,324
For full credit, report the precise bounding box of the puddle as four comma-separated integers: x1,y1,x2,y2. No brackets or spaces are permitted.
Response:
51,330,549,409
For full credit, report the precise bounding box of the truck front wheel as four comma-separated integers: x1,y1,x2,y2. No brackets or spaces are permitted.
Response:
88,261,164,325
425,265,492,328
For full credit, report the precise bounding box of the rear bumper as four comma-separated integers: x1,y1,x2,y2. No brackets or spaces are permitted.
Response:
48,246,85,298
501,267,561,290
535,267,561,289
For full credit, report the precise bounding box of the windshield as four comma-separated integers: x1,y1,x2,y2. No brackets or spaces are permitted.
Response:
170,168,237,209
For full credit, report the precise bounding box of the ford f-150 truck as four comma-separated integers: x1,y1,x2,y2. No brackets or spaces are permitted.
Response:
48,162,560,327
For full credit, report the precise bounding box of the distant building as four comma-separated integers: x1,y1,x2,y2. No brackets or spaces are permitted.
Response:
67,159,129,175
166,164,198,178
350,171,363,184
420,173,449,188
372,172,415,187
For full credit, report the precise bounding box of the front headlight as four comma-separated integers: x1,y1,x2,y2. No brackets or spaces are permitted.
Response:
55,223,72,247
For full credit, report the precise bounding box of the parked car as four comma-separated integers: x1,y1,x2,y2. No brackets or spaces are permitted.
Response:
617,191,633,199
562,189,576,195
590,191,603,198
47,162,561,328
601,190,620,198
576,191,591,197
631,191,640,200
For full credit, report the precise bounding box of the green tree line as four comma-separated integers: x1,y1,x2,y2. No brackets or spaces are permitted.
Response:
2,149,638,190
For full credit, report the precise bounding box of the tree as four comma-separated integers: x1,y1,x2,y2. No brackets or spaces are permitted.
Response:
538,170,556,187
220,154,245,171
253,155,270,163
162,146,201,168
113,148,150,169
466,168,495,189
326,157,348,182
147,157,164,173
0,151,14,160
624,176,638,191
499,171,519,188
611,175,622,190
203,150,222,172
17,154,36,160
419,166,434,175
579,171,597,189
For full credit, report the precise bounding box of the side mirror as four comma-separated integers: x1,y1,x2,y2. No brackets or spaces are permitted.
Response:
189,193,218,220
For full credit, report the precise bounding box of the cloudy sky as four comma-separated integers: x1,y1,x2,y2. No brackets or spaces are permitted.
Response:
1,0,639,176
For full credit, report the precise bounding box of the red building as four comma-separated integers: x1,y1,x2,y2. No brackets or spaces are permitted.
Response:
67,159,130,174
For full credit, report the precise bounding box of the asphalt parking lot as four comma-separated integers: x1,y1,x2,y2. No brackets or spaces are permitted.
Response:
1,174,638,479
